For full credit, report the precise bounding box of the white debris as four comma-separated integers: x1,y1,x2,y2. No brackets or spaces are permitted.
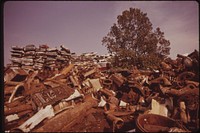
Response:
98,96,107,107
148,99,168,117
119,100,127,107
6,114,19,122
64,89,84,102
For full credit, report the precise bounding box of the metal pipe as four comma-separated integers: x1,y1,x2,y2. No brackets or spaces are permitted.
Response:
106,113,124,131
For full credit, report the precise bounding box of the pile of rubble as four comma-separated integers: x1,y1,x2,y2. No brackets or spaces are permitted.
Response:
4,48,199,132
9,44,71,70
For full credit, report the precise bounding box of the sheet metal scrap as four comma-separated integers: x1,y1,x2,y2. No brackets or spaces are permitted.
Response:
23,44,36,51
4,68,28,83
8,44,72,70
34,95,98,132
32,84,75,108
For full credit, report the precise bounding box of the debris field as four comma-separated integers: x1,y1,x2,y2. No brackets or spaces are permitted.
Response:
4,45,199,132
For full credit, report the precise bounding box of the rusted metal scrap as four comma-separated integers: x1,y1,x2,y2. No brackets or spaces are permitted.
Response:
8,83,25,103
176,71,196,88
99,88,115,98
32,84,74,108
13,105,55,132
106,113,124,132
102,79,113,89
4,47,199,132
5,104,33,116
24,70,38,90
4,68,28,83
34,95,98,132
136,113,189,132
150,76,172,86
83,68,97,78
110,73,126,87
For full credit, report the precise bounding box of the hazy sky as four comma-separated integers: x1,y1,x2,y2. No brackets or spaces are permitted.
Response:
4,1,199,65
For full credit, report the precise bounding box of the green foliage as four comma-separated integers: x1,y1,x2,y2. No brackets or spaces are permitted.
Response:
102,8,170,69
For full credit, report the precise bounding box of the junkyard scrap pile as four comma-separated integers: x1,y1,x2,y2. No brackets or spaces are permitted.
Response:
4,45,199,132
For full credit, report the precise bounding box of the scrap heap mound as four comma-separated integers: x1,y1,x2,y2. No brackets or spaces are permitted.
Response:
4,45,199,132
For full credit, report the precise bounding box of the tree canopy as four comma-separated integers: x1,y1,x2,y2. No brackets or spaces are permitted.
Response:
102,8,170,69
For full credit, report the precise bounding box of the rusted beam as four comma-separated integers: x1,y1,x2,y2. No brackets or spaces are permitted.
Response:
34,95,98,132
60,64,74,75
5,104,33,116
99,88,115,97
83,68,96,78
5,99,22,108
69,75,79,87
5,81,23,86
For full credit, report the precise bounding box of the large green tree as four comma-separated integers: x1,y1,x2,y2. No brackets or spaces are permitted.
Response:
102,8,170,69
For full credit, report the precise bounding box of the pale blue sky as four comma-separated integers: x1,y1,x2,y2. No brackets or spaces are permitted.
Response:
4,1,199,65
